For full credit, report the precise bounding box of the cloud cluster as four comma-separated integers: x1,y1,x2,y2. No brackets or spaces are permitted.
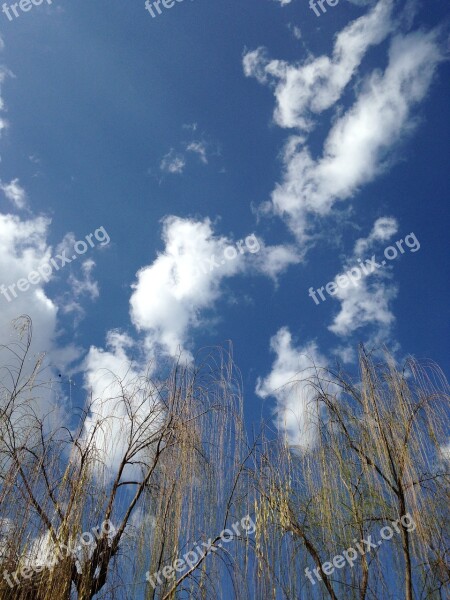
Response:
76,218,300,471
0,1,445,462
256,216,401,444
77,216,300,477
244,1,443,243
159,126,215,176
244,0,394,130
77,217,301,472
246,4,445,429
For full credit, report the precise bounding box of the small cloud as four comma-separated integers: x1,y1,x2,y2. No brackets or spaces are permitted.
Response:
0,178,27,209
182,122,198,132
288,24,302,39
158,128,220,176
160,149,186,175
354,217,398,256
254,242,302,282
186,141,208,164
332,345,356,365
67,259,99,301
60,260,99,326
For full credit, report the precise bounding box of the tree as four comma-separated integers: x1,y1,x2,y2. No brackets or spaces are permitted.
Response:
0,317,254,600
253,347,449,600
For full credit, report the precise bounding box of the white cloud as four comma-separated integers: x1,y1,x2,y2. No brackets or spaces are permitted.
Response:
0,178,27,209
186,141,208,164
0,213,57,357
328,217,399,339
254,242,302,281
129,216,247,359
244,0,394,130
0,213,80,431
288,24,302,40
332,345,357,364
265,28,443,240
256,327,332,448
182,122,198,132
160,134,214,175
129,217,300,359
160,149,186,175
80,331,162,477
61,259,100,323
243,48,270,85
82,223,299,472
67,259,99,301
354,216,398,255
0,65,11,137
329,275,397,338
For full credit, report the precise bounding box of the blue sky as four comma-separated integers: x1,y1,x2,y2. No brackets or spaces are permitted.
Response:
0,0,448,446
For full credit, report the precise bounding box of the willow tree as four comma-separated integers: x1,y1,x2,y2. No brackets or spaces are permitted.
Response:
253,347,449,600
0,317,254,600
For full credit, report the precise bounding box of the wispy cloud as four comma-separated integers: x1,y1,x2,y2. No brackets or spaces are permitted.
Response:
328,218,399,340
287,24,302,40
186,140,208,164
0,178,27,209
255,26,443,241
182,122,198,132
160,149,186,175
244,0,394,130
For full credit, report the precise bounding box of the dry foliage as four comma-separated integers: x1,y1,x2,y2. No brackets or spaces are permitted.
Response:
253,346,449,600
0,317,253,599
0,319,448,600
